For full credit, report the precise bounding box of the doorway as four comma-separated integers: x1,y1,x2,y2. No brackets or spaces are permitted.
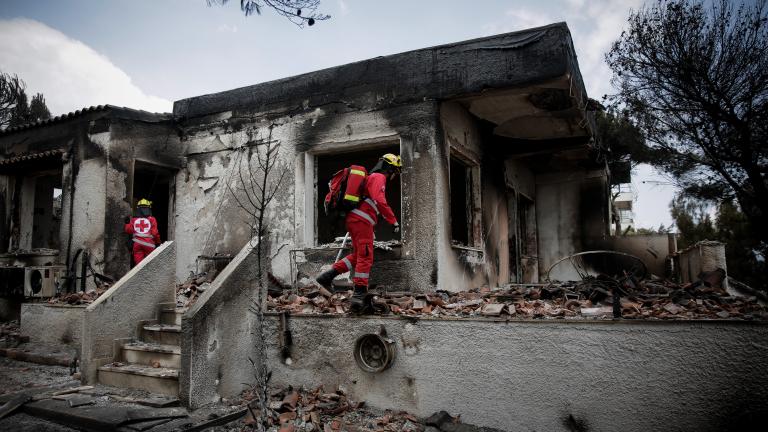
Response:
132,161,176,243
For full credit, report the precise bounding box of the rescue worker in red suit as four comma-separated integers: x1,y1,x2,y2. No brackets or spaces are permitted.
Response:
315,154,401,307
124,198,161,266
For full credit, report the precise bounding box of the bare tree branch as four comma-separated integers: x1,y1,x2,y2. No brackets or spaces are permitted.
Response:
207,0,330,27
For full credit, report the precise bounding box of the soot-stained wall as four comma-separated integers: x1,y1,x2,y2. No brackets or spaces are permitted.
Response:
175,101,440,292
536,170,610,281
439,102,510,291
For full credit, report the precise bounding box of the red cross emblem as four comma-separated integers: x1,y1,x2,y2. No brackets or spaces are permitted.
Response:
134,218,151,235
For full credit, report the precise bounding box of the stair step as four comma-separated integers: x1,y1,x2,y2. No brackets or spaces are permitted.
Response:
141,324,181,346
98,363,179,396
159,308,185,326
122,341,181,369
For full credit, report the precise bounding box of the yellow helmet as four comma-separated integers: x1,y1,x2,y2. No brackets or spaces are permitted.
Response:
137,198,152,207
381,153,402,168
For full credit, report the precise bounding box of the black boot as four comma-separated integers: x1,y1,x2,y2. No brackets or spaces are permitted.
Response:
315,268,339,289
350,284,368,310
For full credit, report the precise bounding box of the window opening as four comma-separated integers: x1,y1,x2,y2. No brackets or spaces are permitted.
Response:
31,174,63,249
518,194,538,282
315,145,401,245
507,187,519,283
450,155,473,246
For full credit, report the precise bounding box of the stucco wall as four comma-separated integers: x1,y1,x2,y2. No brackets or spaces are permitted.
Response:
67,156,107,291
20,303,85,347
80,241,176,383
179,240,260,409
608,234,673,277
263,316,768,432
536,170,609,281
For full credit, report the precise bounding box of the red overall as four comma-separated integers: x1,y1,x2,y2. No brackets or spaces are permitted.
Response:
331,172,397,286
124,216,161,265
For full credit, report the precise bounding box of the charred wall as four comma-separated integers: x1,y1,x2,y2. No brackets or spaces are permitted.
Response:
536,170,610,281
175,100,440,292
439,102,510,291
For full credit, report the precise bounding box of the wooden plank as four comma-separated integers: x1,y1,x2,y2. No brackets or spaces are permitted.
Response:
183,408,247,432
24,399,132,431
52,386,94,396
0,395,31,419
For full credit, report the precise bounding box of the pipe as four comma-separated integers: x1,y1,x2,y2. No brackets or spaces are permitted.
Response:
336,232,349,262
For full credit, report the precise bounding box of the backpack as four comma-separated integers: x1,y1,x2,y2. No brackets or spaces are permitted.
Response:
324,165,367,216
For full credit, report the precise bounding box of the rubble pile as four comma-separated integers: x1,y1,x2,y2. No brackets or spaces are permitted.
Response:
239,385,423,431
0,320,27,347
46,288,106,305
237,386,503,432
176,272,211,308
270,274,768,320
315,238,401,252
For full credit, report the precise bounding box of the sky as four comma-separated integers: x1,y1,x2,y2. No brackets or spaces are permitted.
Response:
0,0,675,229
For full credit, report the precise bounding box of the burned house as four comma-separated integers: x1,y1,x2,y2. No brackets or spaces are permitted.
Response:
1,23,766,431
0,106,181,307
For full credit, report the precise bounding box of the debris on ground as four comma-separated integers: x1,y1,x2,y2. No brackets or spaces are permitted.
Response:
0,321,27,348
0,357,78,397
176,272,211,308
269,272,768,320
45,289,106,305
237,385,421,431
235,386,505,432
316,238,401,252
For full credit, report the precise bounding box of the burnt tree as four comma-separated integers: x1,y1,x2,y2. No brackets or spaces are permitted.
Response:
226,125,288,430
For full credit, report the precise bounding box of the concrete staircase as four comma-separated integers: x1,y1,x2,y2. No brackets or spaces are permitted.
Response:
97,303,184,396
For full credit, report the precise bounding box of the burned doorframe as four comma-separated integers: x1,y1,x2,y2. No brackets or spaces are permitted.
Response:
302,137,402,247
130,160,178,243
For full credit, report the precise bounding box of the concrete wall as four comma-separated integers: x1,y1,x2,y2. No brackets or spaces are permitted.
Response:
608,234,674,277
536,170,610,281
20,303,85,347
263,316,768,432
179,240,260,409
81,241,176,383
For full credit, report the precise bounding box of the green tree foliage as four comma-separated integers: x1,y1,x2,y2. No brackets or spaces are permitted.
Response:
595,109,645,170
630,224,670,235
671,195,766,290
606,0,768,247
670,195,716,249
0,71,52,129
208,0,330,27
29,93,51,123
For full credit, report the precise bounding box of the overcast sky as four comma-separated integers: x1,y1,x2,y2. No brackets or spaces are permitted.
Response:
0,0,676,229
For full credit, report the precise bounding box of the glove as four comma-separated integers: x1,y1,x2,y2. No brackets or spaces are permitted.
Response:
393,222,400,234
124,216,131,224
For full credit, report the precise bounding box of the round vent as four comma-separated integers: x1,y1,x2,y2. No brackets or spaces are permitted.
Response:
353,333,395,373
